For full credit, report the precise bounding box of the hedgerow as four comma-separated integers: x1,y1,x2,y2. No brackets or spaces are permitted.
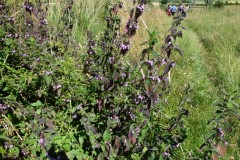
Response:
0,0,238,159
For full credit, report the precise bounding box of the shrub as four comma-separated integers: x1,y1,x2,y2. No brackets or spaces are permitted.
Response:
214,0,225,8
160,0,168,4
0,0,189,159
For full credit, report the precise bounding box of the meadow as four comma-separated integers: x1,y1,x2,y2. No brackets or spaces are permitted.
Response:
0,0,239,159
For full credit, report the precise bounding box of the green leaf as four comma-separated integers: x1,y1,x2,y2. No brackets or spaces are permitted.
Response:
36,109,41,115
142,147,148,154
103,130,111,142
44,76,52,86
26,37,36,45
5,38,12,46
31,100,43,107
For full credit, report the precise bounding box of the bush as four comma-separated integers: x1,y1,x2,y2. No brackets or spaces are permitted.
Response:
214,0,225,8
160,0,168,4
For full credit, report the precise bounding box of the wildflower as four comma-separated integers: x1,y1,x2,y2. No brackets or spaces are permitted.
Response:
87,40,95,48
6,34,12,38
23,1,34,14
121,72,127,78
135,5,145,20
72,114,77,119
44,71,53,75
4,142,13,149
87,48,95,55
137,5,145,12
146,60,154,66
170,61,175,68
108,57,114,64
120,42,130,54
119,2,124,8
138,95,145,100
164,152,170,157
0,104,10,110
14,33,19,38
39,18,47,26
161,58,167,65
21,149,28,156
39,138,44,144
217,128,224,137
77,104,82,110
7,17,15,24
53,84,61,91
0,4,3,10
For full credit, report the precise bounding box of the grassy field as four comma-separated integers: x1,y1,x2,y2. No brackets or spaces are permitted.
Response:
167,6,240,159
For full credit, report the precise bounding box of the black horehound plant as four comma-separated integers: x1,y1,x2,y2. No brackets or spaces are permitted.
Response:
81,0,190,159
0,0,191,159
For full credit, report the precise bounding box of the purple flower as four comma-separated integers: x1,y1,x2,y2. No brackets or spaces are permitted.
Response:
53,84,61,91
21,149,28,156
170,61,175,68
6,33,12,38
14,33,19,38
137,95,145,100
4,142,13,149
22,53,28,57
108,57,114,64
7,17,15,24
39,138,44,144
137,5,145,12
77,104,82,110
161,58,167,65
217,128,224,137
44,71,53,75
72,114,77,119
0,104,10,110
119,2,124,8
123,82,128,87
121,72,127,78
39,18,47,26
146,60,154,66
164,152,171,157
120,42,130,54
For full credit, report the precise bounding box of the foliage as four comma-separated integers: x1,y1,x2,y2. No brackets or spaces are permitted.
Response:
214,0,225,8
161,0,168,5
2,0,239,159
0,0,190,159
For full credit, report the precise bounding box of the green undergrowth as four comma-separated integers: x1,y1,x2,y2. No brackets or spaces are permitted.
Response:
164,28,218,158
163,6,240,158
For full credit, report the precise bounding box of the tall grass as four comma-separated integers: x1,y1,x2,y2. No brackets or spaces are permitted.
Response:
178,6,240,158
47,0,108,44
136,5,240,159
186,6,240,92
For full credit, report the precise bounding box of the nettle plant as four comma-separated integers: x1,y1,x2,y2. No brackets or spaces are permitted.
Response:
0,0,191,159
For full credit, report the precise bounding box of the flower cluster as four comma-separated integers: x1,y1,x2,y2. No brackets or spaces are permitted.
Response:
53,84,62,91
119,2,124,8
23,1,34,14
135,5,145,19
146,59,154,67
125,20,139,37
0,103,10,110
0,3,5,11
120,42,130,55
87,33,96,55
